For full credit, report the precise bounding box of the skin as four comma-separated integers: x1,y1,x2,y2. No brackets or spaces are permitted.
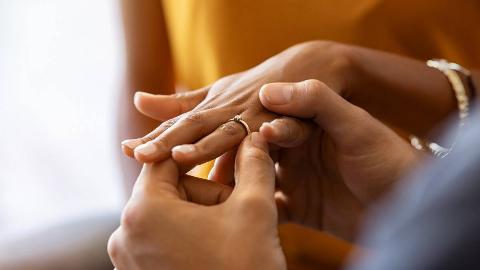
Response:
259,80,422,240
109,81,422,269
108,133,287,270
210,80,422,241
119,0,174,190
120,40,478,167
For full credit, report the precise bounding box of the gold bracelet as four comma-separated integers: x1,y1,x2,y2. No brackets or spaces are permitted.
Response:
410,59,471,158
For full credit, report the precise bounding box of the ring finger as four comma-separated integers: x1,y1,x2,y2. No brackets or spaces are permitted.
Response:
134,108,240,162
171,112,275,166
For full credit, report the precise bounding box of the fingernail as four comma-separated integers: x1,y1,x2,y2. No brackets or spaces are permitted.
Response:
260,84,293,105
250,132,266,149
135,142,157,157
270,119,288,135
260,122,278,137
134,91,146,107
121,139,142,149
172,144,196,155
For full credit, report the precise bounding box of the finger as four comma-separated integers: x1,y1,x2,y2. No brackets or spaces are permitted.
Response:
259,79,367,140
133,109,235,162
233,132,275,198
207,149,237,185
171,119,246,166
178,175,233,205
171,111,275,166
259,117,313,148
134,87,209,121
132,159,180,199
121,115,181,157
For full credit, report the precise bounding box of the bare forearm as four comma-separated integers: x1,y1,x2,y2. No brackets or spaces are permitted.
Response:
346,46,458,137
120,0,174,191
121,0,174,91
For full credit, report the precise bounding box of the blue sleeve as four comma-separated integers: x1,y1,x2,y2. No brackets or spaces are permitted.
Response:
348,112,480,270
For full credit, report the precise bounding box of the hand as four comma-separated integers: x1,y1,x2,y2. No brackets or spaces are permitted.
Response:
253,80,421,240
108,133,287,270
120,41,353,165
122,41,460,167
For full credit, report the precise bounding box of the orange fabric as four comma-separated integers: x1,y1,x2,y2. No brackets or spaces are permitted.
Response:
162,0,480,91
279,224,355,270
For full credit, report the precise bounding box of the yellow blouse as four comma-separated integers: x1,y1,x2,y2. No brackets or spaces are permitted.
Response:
162,0,480,90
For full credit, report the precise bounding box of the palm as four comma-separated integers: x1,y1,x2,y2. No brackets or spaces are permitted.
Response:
275,130,363,241
275,122,417,241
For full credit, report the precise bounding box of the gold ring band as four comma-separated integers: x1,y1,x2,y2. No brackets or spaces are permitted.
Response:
228,115,251,134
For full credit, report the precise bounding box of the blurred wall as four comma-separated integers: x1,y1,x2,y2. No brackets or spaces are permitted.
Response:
0,0,125,240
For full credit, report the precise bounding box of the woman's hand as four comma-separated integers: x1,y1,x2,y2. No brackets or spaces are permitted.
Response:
108,133,287,270
121,41,353,165
214,80,421,240
121,40,457,168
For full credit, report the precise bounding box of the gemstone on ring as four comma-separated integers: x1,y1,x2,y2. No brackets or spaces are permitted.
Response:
229,115,251,134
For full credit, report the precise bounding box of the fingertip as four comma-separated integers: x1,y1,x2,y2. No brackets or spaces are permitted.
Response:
133,150,153,163
134,142,168,163
171,144,196,164
121,144,135,157
258,84,274,108
259,123,280,143
134,92,179,121
121,138,142,148
133,91,150,109
259,82,293,106
121,139,142,157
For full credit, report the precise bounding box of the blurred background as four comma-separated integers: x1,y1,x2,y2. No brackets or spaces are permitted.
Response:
0,0,124,243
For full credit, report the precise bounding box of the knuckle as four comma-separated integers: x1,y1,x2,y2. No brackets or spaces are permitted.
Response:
183,112,205,125
302,79,328,105
303,79,326,96
151,136,170,150
107,231,121,261
161,117,179,129
140,137,151,144
244,150,273,167
219,121,243,136
141,117,180,143
120,203,147,234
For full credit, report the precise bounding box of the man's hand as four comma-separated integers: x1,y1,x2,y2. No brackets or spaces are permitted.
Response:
108,133,287,270
251,79,422,240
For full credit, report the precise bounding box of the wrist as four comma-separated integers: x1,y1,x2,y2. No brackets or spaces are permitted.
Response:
284,40,359,97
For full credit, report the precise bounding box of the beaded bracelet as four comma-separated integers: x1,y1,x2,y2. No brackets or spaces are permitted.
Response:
409,59,473,158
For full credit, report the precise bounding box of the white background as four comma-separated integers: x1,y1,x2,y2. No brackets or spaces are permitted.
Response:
0,0,125,240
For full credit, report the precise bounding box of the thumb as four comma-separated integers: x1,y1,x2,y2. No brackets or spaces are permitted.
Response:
233,133,275,200
259,79,369,142
131,159,180,200
259,117,313,148
134,86,209,121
